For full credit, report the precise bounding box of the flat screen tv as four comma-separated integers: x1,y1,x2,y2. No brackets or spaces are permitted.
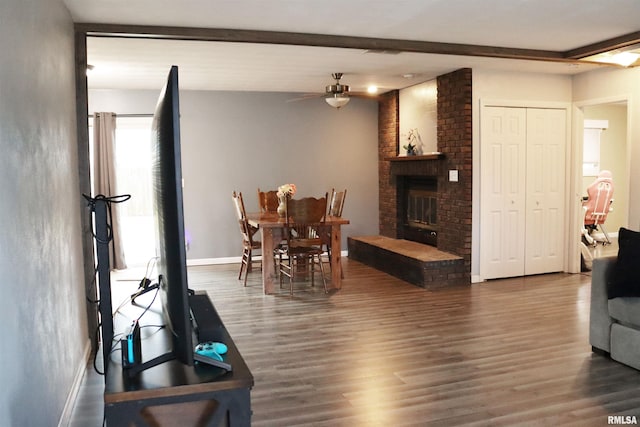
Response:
150,65,194,366
131,66,230,376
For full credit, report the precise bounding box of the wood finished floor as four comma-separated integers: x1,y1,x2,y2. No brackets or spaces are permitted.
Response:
69,253,640,426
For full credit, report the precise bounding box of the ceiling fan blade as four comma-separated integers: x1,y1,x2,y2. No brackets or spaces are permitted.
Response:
286,93,324,103
286,73,382,104
348,91,380,100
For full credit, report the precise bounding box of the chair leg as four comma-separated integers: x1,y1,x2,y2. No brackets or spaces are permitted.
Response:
238,262,244,281
600,224,612,245
317,254,328,293
273,251,278,279
288,255,311,295
238,247,253,286
279,251,285,289
310,255,315,288
238,250,246,281
278,252,293,293
243,248,251,286
289,256,295,296
282,254,328,295
243,250,250,287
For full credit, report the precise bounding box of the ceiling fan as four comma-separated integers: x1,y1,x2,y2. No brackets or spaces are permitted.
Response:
324,72,351,109
288,72,376,108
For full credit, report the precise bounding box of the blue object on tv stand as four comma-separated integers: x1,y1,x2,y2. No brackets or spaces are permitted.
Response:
193,341,232,371
194,341,228,361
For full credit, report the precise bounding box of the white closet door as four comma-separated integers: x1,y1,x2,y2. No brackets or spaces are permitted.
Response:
480,107,527,279
524,108,566,275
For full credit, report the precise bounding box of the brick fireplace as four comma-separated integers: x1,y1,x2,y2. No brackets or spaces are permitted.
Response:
376,68,472,284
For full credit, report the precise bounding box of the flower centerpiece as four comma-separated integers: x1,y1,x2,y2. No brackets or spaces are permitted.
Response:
403,128,420,156
277,183,296,198
276,183,296,216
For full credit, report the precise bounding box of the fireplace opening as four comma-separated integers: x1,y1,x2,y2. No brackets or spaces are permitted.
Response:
399,176,438,246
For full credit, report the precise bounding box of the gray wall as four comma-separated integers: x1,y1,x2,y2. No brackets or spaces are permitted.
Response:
89,89,380,261
0,0,88,425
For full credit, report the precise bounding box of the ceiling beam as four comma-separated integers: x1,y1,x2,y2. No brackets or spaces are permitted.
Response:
77,23,639,65
76,23,570,62
564,31,640,59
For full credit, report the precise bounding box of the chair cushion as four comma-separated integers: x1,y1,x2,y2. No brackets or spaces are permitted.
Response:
607,227,640,298
609,297,640,328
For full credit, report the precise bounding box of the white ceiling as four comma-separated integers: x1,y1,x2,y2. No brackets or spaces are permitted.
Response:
64,0,640,93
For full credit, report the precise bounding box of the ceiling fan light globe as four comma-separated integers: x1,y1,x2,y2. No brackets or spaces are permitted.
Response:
326,94,350,109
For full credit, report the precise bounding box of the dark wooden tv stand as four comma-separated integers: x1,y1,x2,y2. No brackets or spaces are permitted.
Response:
103,292,253,426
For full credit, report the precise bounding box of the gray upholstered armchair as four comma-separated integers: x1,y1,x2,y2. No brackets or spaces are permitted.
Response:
590,255,640,370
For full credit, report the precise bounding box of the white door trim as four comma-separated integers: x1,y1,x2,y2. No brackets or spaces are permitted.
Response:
570,94,632,273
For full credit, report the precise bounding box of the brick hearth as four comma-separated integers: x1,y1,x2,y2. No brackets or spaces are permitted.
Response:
348,236,466,289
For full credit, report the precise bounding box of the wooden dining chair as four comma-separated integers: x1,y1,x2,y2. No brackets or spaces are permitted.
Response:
324,188,347,277
328,188,347,217
232,191,261,286
278,195,328,295
257,188,279,213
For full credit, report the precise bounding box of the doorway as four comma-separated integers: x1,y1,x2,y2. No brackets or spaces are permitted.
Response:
581,102,628,232
573,100,629,271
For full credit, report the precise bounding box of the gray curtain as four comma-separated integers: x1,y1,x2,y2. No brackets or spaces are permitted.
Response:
93,112,127,270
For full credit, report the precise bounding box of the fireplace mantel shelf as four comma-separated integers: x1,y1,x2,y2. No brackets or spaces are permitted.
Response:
385,153,444,162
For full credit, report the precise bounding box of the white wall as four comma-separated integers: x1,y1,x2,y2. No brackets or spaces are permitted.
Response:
399,79,438,154
89,89,380,262
471,70,573,280
0,0,88,425
573,67,640,229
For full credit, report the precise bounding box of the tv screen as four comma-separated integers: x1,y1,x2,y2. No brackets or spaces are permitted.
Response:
151,65,194,366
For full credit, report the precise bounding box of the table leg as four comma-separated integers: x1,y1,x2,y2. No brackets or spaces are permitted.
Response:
261,228,284,294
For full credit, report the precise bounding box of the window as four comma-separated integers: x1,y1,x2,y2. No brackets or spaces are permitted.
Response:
90,116,155,266
583,119,609,177
114,117,155,266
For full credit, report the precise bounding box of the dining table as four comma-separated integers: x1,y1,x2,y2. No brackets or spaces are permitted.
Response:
245,212,350,294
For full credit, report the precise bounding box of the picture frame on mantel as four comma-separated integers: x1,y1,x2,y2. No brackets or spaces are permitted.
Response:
398,79,438,156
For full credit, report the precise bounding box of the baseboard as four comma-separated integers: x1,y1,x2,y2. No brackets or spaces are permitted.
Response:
187,256,246,266
58,339,92,427
471,275,484,283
